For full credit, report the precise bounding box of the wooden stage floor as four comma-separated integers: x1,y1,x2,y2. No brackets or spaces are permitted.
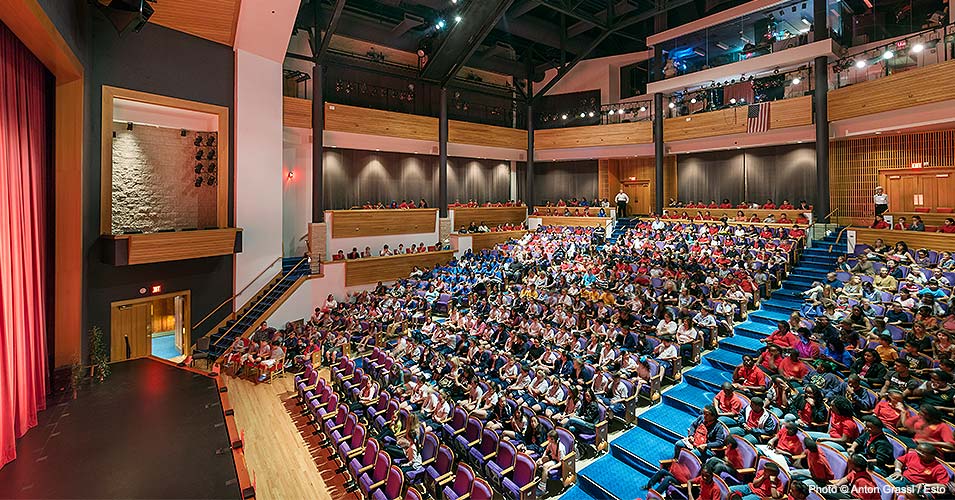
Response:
224,368,358,500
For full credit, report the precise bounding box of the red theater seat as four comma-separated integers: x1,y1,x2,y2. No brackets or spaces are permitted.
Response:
914,207,932,213
936,207,954,213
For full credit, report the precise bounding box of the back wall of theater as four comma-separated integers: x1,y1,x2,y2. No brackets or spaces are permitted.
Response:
676,143,817,205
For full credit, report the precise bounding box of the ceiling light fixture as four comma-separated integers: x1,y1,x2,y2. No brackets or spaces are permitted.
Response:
792,77,801,85
911,43,924,53
854,59,866,68
454,15,462,23
882,50,894,59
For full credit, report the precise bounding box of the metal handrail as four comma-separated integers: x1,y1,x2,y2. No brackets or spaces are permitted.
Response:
212,256,309,347
192,256,282,330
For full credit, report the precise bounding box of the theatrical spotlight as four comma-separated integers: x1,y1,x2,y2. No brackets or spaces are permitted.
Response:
194,176,203,187
207,175,217,186
195,150,204,160
194,163,204,174
207,162,216,173
194,135,203,146
206,135,216,147
206,149,216,160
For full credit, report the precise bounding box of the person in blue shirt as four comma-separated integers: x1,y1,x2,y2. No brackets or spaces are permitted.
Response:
919,279,948,299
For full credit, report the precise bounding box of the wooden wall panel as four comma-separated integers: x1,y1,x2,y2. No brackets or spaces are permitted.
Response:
849,228,955,252
664,108,746,142
345,251,455,286
107,229,241,265
606,156,677,214
150,0,241,46
830,130,955,222
451,207,527,231
283,96,311,128
535,122,653,150
535,216,610,227
598,159,611,200
324,103,438,141
467,230,528,253
448,120,526,149
769,95,813,129
329,209,438,238
829,59,955,122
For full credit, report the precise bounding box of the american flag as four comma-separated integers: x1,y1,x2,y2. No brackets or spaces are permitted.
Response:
747,102,770,133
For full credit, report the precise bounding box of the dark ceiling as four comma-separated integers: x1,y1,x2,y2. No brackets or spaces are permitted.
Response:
296,0,748,88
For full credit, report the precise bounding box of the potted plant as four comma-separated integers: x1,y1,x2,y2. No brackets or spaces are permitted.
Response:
88,326,110,383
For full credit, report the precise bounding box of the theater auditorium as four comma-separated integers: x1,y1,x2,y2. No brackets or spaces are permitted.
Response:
3,0,955,499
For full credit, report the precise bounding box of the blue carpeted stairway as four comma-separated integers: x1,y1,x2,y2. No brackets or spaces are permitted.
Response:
562,230,844,500
607,218,639,244
207,256,311,358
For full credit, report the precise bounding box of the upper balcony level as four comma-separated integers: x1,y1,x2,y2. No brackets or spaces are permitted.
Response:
647,0,950,92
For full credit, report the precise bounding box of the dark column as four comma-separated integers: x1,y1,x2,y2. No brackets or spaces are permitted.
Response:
439,88,449,217
526,103,535,210
813,0,830,223
312,63,324,222
653,92,664,215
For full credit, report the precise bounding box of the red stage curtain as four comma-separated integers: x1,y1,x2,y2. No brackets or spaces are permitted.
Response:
0,21,49,470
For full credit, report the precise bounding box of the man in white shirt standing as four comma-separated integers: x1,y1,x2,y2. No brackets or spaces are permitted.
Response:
874,185,889,215
615,188,630,218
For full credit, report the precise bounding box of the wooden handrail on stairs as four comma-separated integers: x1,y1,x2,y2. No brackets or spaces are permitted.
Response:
829,225,851,253
193,256,282,331
213,257,309,348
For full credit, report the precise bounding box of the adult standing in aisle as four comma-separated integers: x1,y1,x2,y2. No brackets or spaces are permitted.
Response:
874,186,889,216
615,188,630,218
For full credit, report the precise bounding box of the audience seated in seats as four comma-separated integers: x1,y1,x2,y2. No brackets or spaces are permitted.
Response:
218,210,955,499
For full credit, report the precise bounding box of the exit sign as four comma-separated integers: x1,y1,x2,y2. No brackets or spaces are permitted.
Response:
911,162,924,169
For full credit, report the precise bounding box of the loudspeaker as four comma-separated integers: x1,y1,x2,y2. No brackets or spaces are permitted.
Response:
94,0,155,35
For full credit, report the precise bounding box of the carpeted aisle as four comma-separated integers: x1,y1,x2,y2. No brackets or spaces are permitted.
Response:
561,231,843,500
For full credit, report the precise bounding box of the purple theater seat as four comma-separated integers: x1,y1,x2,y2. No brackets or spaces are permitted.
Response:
315,392,339,421
486,440,517,487
348,438,379,482
470,477,493,500
468,428,499,470
331,413,358,447
367,393,391,421
407,432,438,484
322,405,348,438
403,486,422,500
371,465,404,500
663,449,703,500
441,463,475,500
359,451,392,499
425,444,454,496
338,423,366,463
548,428,575,484
454,416,483,454
501,452,537,500
442,406,468,440
574,403,608,454
374,400,399,431
818,443,848,478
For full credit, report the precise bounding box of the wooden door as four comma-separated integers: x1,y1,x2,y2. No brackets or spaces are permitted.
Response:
924,172,955,209
901,176,920,211
110,302,151,362
625,181,651,216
